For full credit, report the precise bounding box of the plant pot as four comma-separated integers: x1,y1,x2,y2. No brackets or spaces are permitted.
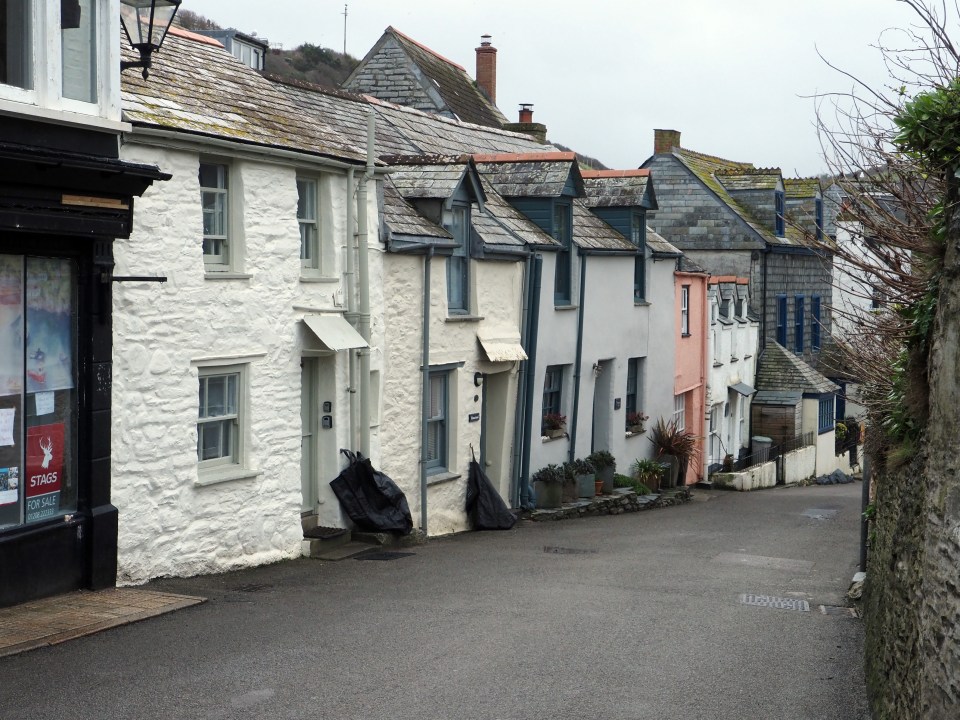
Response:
629,424,645,434
597,465,615,494
594,479,604,496
548,428,566,439
660,456,680,489
576,473,596,498
534,480,562,509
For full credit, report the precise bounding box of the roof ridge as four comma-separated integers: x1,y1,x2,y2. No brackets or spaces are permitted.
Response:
266,74,370,104
364,95,541,141
473,151,576,163
386,26,467,73
675,146,753,170
581,169,650,178
716,167,782,176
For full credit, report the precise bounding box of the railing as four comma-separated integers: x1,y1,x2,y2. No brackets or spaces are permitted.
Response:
730,431,816,473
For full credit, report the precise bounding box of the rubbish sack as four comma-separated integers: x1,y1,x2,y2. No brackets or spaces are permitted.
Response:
465,459,516,530
330,450,413,535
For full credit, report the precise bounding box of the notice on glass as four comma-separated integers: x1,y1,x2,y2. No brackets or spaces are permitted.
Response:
34,391,54,416
0,407,14,447
0,466,18,507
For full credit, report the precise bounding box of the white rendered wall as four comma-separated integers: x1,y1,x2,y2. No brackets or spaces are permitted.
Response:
113,141,379,583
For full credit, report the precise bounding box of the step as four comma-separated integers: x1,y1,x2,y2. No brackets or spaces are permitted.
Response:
302,540,377,561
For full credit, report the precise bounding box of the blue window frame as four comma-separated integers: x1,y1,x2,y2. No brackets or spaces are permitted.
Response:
795,295,805,352
625,357,640,417
446,204,470,313
631,212,646,301
818,395,835,434
775,190,785,237
776,294,787,345
811,295,821,350
815,197,824,241
553,202,572,305
426,373,448,472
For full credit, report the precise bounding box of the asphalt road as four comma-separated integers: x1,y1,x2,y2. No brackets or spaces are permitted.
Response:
0,484,870,720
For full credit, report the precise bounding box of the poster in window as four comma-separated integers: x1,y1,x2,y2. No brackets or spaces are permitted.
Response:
25,423,64,522
0,467,18,507
26,259,73,393
0,255,23,397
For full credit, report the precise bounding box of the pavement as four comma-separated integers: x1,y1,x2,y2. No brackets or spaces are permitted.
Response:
0,484,870,719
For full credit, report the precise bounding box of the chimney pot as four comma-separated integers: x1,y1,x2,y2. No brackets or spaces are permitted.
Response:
519,103,533,123
475,34,497,104
654,129,681,155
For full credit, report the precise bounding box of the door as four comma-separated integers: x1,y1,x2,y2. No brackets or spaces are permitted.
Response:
300,358,318,514
480,370,511,500
590,359,613,453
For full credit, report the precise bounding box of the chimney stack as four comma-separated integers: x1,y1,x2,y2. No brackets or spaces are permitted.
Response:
475,34,497,103
518,103,533,123
504,103,548,143
654,129,681,155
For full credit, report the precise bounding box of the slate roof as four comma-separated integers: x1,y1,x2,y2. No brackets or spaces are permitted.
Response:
581,169,657,209
783,177,821,199
476,177,558,248
646,228,683,257
473,152,584,197
715,168,782,191
571,200,637,252
353,27,509,129
755,342,840,395
380,155,475,200
381,178,452,242
122,28,369,164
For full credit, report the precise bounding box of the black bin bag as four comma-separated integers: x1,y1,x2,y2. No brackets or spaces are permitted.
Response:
465,459,516,530
330,450,413,535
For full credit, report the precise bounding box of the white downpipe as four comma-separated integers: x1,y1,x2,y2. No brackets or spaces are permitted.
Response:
344,167,358,451
357,110,375,457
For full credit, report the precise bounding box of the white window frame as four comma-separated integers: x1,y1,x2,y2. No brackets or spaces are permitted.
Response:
200,159,238,272
673,393,686,431
681,285,690,336
297,177,319,269
425,372,449,474
0,0,120,123
196,363,254,485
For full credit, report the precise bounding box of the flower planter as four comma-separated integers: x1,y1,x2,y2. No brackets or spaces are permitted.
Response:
596,465,615,494
547,428,566,439
534,480,562,509
628,424,645,434
576,473,596,498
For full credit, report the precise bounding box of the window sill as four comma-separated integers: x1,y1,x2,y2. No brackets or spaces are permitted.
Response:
444,314,484,323
625,430,646,438
299,275,340,284
634,300,650,307
194,467,262,487
554,304,578,312
426,471,461,486
205,272,253,280
681,333,691,338
541,433,568,443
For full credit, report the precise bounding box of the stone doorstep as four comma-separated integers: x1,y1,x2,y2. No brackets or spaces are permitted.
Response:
0,588,205,659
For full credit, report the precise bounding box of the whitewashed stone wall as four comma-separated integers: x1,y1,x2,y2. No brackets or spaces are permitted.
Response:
113,141,380,583
783,445,817,485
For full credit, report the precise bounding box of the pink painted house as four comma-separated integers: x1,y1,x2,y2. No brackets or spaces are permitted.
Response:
675,263,709,484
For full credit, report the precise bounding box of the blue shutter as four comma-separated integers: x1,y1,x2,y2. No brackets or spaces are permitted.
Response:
795,295,805,352
811,295,821,350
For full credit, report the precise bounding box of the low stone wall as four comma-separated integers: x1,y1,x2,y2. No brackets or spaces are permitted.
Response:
527,488,691,522
783,445,816,485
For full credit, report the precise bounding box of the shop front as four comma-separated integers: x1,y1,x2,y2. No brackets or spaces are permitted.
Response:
0,117,167,607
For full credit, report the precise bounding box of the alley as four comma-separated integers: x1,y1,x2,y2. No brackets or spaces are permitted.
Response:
0,484,869,720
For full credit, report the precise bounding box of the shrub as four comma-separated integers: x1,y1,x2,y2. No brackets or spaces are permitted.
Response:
531,464,564,485
587,450,616,472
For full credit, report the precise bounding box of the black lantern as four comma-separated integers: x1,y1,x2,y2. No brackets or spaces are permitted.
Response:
120,0,182,79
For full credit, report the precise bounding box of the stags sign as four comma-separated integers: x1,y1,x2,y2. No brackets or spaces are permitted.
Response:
26,423,64,522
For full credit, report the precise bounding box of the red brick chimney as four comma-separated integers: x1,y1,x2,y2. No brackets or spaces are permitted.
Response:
475,34,497,103
518,103,533,123
654,129,681,154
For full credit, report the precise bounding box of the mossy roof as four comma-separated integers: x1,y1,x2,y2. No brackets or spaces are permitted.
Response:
580,169,657,209
783,177,822,199
715,168,782,191
570,199,637,252
382,179,452,241
646,228,682,257
473,153,584,197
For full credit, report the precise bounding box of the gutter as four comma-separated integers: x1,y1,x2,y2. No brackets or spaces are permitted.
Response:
345,167,358,451
357,110,375,457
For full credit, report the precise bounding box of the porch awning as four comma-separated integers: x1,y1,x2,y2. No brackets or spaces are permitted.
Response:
477,329,527,362
729,382,756,397
302,315,367,352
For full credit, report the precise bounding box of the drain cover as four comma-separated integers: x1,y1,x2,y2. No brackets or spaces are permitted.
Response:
739,594,810,612
803,508,838,520
543,546,598,555
819,605,858,617
355,551,415,561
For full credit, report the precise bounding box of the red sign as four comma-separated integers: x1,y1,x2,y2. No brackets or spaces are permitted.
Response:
26,423,64,497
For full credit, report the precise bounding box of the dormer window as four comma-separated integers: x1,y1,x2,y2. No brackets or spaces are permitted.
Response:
553,201,572,306
446,203,471,313
775,190,785,237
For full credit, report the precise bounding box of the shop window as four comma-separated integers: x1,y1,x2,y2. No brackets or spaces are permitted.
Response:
0,255,78,530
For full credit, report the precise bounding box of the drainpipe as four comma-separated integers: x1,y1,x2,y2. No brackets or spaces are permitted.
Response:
516,253,542,509
420,247,435,533
345,167,358,450
357,110,375,456
568,251,588,464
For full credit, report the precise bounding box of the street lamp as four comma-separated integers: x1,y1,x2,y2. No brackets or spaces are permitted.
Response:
120,0,182,79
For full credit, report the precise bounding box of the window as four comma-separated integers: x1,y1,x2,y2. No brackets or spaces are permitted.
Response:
61,0,97,103
200,162,230,268
795,295,805,352
542,365,563,427
0,256,79,530
631,212,646,301
708,405,721,465
553,202,572,305
735,298,744,318
425,373,448,472
297,178,318,269
681,285,690,336
0,0,31,90
198,370,240,467
818,395,835,434
776,294,787,345
446,204,470,313
625,357,643,424
815,197,824,241
775,190,785,237
811,295,821,351
673,393,686,431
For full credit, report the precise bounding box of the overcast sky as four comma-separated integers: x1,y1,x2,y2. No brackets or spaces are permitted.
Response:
182,0,921,177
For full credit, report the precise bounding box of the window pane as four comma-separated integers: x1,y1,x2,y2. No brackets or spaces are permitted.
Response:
61,0,97,103
429,375,444,419
297,179,316,221
204,376,226,417
202,192,226,237
199,163,226,190
1,0,32,89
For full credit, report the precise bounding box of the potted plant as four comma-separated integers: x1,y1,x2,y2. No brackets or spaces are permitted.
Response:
588,449,617,494
560,461,579,502
626,411,649,434
572,457,596,498
648,418,701,489
531,464,564,509
631,457,662,493
542,413,567,439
